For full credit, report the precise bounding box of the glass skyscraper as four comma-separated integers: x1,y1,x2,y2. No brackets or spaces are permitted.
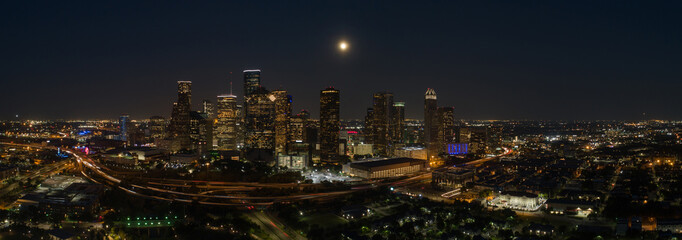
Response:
320,87,340,162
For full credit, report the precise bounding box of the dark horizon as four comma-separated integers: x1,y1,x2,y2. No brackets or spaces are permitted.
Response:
2,1,681,121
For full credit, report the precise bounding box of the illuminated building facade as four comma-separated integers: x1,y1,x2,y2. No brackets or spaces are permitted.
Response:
272,90,292,156
437,106,456,151
202,100,215,119
189,111,212,154
445,143,469,155
462,127,488,156
432,168,474,190
372,91,394,156
215,94,238,150
392,102,405,144
119,114,130,142
289,110,309,143
244,86,275,151
243,70,261,96
364,108,374,146
424,88,439,160
148,116,166,142
320,87,340,162
168,81,192,151
277,155,308,170
342,158,427,179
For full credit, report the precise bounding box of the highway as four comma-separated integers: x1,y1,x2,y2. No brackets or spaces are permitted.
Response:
0,142,73,208
1,142,513,208
60,147,361,206
245,211,305,240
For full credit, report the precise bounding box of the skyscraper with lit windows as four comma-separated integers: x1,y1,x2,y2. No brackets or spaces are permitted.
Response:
364,108,374,146
272,90,292,156
202,100,215,119
215,93,238,151
372,91,394,156
149,116,166,142
424,88,438,161
437,106,455,152
119,114,130,142
244,86,275,151
392,102,405,144
320,87,340,162
243,70,261,97
169,81,192,151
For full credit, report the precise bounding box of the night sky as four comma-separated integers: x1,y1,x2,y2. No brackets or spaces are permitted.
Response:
2,1,681,120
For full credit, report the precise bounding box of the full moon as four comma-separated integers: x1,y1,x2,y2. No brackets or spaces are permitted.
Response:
339,42,348,51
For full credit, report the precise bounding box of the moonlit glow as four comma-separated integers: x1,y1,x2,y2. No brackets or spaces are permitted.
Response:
339,41,348,51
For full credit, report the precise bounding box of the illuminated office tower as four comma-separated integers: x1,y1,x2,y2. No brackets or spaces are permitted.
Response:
148,116,166,142
243,70,261,96
119,114,130,142
372,91,394,156
190,111,212,154
272,90,292,156
468,127,489,156
244,86,275,150
424,88,439,161
364,108,374,145
437,106,455,152
235,104,245,148
319,87,340,161
215,94,238,150
288,110,313,160
169,81,192,151
392,102,405,143
202,100,215,119
289,110,309,143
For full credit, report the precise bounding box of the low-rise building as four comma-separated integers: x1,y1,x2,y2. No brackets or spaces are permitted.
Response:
352,144,373,156
342,158,427,179
102,147,165,165
277,155,308,170
432,167,474,190
394,147,427,160
169,153,199,164
544,199,597,217
488,191,546,211
17,176,104,217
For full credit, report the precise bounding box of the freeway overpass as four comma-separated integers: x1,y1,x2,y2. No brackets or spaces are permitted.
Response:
1,141,512,207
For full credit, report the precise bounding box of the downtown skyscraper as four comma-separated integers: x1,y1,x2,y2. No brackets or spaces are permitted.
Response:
372,91,394,156
319,87,340,162
392,102,405,144
215,93,238,151
437,106,456,151
243,70,261,96
190,111,212,154
424,88,438,161
168,81,192,151
272,90,292,156
119,114,130,142
202,100,215,119
244,86,275,151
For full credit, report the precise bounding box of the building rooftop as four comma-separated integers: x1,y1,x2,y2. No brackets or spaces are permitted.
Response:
350,158,426,170
500,191,539,198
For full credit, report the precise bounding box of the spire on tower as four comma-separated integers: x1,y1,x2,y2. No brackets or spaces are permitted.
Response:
425,88,437,100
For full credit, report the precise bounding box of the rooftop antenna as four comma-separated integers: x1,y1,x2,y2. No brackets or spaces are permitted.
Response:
230,81,233,95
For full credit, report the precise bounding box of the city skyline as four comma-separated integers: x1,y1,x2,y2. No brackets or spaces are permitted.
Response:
2,1,682,120
2,2,682,239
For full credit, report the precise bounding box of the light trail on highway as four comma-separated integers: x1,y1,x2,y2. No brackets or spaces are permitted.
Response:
2,142,514,207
